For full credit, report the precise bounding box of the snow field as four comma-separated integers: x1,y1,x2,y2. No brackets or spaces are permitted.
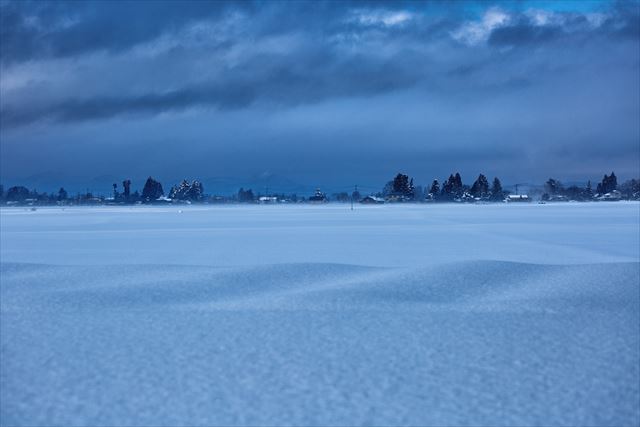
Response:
1,203,639,426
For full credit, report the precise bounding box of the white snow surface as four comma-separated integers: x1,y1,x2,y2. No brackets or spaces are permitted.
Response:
1,203,639,426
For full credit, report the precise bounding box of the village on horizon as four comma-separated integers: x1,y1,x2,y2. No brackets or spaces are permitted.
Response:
1,171,638,207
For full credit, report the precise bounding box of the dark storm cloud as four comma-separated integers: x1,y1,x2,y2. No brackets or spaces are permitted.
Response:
488,21,563,46
0,1,243,64
0,0,433,64
3,0,636,128
1,0,439,127
2,52,425,127
488,4,639,47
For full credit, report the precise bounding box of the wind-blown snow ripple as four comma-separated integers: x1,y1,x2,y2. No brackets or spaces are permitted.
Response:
1,261,638,426
1,261,637,311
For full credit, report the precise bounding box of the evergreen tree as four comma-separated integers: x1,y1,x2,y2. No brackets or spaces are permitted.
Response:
454,173,462,191
441,175,454,199
392,174,406,194
6,186,30,201
441,173,464,199
170,180,204,201
470,174,490,198
584,180,593,199
429,179,440,200
491,177,504,201
544,178,562,195
429,180,440,196
609,172,618,192
596,172,618,194
58,187,68,201
238,188,255,202
392,173,414,197
188,181,204,201
141,177,164,201
123,180,131,200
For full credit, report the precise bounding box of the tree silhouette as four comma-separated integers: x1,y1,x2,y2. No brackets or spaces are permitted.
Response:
597,172,617,194
491,177,504,201
6,186,30,201
392,173,414,197
123,180,131,199
142,177,164,201
470,174,489,198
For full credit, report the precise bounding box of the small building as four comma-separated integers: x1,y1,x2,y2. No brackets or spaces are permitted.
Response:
385,194,413,203
360,196,385,204
258,196,278,204
598,190,622,201
506,194,531,203
155,196,173,204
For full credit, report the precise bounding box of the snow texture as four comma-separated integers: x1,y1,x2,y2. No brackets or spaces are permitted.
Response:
1,203,639,426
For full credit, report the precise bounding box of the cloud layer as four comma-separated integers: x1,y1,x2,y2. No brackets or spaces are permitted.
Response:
1,0,638,191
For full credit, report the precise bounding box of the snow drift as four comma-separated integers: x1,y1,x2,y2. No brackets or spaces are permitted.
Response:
1,204,639,426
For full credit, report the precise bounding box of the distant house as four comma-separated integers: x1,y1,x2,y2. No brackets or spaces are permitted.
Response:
506,194,531,203
258,196,278,204
548,195,569,202
598,190,622,201
360,196,385,204
155,196,173,204
385,194,412,203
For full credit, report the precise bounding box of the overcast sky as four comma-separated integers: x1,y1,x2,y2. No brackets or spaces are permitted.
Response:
1,0,638,193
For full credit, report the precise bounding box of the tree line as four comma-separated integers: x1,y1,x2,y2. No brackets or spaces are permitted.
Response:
1,177,203,205
1,171,639,205
378,171,639,202
377,172,504,202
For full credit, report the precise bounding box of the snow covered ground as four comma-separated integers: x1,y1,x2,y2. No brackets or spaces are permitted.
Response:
1,203,639,426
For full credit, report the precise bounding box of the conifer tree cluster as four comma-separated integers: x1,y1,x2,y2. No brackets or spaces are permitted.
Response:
441,173,464,200
424,173,504,202
470,174,490,198
169,180,204,201
237,188,255,202
541,172,622,201
391,174,415,198
142,177,164,201
596,172,617,194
